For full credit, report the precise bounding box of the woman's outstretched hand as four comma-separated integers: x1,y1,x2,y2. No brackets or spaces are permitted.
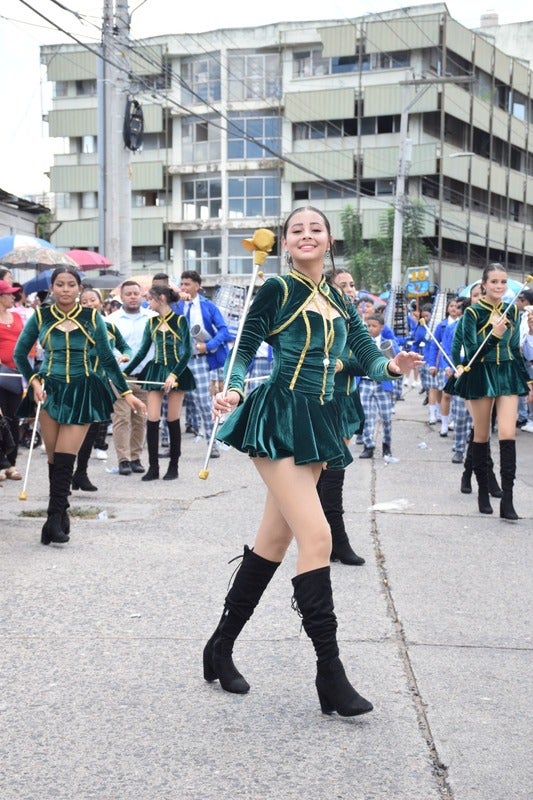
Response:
388,350,424,376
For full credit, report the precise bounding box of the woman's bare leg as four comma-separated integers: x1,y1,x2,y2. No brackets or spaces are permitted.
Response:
167,391,185,423
494,395,519,440
253,457,329,574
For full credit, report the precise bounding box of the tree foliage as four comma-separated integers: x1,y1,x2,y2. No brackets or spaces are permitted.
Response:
341,203,430,292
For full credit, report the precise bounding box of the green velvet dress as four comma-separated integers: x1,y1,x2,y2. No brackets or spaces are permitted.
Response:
451,299,530,399
14,303,133,423
217,270,395,469
124,311,195,391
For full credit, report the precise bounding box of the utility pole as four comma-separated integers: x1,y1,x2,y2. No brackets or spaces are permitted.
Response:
97,0,132,275
391,75,475,290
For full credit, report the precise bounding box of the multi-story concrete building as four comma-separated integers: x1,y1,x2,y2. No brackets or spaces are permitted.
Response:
41,2,533,291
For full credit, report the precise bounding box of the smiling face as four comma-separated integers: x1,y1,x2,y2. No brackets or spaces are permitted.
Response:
482,268,508,304
80,289,102,310
281,208,332,275
50,270,80,310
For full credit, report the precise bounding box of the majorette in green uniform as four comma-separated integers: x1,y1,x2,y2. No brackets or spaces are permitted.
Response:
124,310,195,391
14,303,135,422
216,269,396,470
452,298,530,399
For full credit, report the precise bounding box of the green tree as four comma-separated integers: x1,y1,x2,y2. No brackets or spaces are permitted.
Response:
341,202,430,292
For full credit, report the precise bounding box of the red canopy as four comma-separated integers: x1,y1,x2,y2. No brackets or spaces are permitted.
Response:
65,250,112,270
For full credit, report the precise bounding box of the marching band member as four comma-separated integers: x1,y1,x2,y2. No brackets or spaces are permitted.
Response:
124,285,195,481
14,267,146,545
451,264,531,519
203,207,423,717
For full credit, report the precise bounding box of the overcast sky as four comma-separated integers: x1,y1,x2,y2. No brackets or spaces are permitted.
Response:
0,0,530,197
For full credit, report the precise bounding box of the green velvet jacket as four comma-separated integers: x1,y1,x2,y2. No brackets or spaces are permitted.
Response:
14,303,131,396
124,311,192,380
226,270,395,403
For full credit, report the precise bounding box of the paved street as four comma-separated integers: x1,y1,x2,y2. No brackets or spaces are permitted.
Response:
1,387,532,800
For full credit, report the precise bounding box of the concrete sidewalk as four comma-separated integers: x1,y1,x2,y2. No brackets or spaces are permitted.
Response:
1,388,531,800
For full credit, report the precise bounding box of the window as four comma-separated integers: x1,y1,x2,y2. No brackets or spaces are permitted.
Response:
55,193,71,209
182,117,221,163
181,56,221,104
292,49,329,78
293,181,358,201
75,80,96,96
228,113,281,160
182,177,222,221
183,235,221,275
228,173,280,218
228,52,281,101
81,192,97,209
82,135,96,154
53,81,68,98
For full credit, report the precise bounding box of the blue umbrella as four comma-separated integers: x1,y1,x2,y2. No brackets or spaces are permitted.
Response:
0,234,55,259
23,269,86,295
459,278,524,302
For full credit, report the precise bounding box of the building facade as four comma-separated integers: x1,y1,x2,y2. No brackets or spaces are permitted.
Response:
41,3,533,291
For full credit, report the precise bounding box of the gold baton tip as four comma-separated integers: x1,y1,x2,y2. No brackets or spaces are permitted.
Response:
198,469,209,480
463,366,471,372
19,491,27,501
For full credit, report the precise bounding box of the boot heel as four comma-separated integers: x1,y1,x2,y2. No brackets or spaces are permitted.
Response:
316,687,334,715
478,495,493,514
203,638,217,681
41,522,51,546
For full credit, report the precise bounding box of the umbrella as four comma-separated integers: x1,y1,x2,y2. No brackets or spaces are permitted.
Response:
65,249,113,270
0,235,55,259
22,268,86,295
357,290,382,304
459,278,524,302
1,247,78,271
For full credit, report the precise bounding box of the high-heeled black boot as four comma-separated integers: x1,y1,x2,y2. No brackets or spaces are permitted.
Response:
163,419,181,480
317,469,365,565
142,420,160,481
203,546,281,694
461,430,473,494
499,439,519,520
72,424,98,491
41,453,75,545
471,441,493,514
291,566,373,716
47,461,70,536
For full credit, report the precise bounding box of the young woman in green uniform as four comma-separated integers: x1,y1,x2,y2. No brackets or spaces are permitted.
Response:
124,284,194,481
203,207,423,717
69,285,133,492
452,264,531,519
14,267,146,545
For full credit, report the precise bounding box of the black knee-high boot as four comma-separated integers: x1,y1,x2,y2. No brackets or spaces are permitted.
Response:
499,439,519,520
142,420,160,481
317,469,365,566
41,453,75,545
203,546,281,694
72,424,98,491
471,441,493,514
47,461,70,537
163,419,181,480
461,430,474,493
487,442,503,498
292,566,373,716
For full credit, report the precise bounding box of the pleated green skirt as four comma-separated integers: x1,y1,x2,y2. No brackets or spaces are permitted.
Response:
216,382,353,469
